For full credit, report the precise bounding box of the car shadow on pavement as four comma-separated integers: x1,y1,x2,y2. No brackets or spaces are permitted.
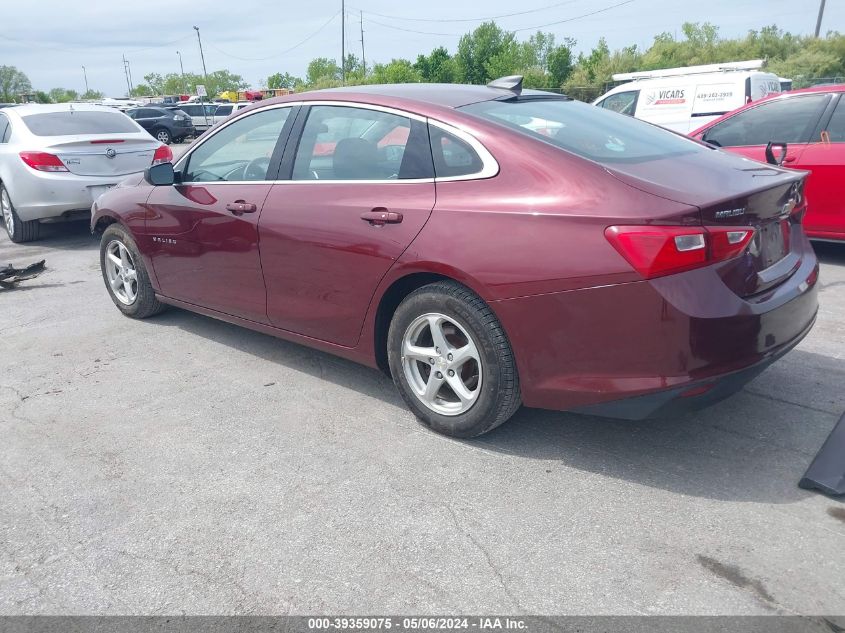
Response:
148,306,840,505
0,220,96,252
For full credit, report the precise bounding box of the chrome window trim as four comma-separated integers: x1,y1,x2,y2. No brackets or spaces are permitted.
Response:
172,99,499,185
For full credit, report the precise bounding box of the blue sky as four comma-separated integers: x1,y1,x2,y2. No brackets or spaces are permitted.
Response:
0,0,839,96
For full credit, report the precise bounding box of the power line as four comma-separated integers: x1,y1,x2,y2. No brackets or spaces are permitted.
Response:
361,1,634,37
348,0,579,23
512,0,635,32
207,11,341,62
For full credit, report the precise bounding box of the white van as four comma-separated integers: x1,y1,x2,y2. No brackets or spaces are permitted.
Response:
593,60,782,133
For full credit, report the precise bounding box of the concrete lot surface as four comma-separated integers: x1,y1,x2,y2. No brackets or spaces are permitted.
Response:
1,220,844,615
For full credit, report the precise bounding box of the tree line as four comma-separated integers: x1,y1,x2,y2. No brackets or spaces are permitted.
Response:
2,21,843,104
268,21,844,102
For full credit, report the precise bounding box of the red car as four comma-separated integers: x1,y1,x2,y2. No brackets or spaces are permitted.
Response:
91,79,819,438
691,84,845,242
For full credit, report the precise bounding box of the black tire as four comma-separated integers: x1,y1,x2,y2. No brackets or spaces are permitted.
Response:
152,127,171,145
1,183,41,243
387,280,521,438
99,224,165,319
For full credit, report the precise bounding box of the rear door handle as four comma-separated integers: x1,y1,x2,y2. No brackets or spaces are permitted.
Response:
360,208,403,225
226,200,257,215
783,155,798,164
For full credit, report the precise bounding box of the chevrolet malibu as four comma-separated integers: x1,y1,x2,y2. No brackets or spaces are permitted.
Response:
91,78,819,438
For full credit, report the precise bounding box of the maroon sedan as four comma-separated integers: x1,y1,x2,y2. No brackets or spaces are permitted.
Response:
92,78,819,438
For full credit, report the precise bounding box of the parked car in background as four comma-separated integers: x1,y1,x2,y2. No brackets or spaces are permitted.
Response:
211,101,251,126
167,103,217,133
91,79,818,438
691,85,845,242
0,104,171,243
594,60,781,133
126,106,195,144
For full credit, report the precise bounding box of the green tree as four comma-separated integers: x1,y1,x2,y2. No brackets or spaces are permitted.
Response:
547,44,574,87
267,72,302,90
306,57,341,86
48,87,79,103
455,22,516,84
81,89,105,100
414,47,456,83
132,70,247,98
0,65,32,102
368,59,421,84
33,90,51,104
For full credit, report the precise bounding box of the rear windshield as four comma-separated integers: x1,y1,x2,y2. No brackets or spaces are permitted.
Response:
21,111,138,136
460,98,705,164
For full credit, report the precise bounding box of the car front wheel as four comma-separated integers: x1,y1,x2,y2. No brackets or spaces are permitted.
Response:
99,224,165,318
1,183,40,243
387,280,521,438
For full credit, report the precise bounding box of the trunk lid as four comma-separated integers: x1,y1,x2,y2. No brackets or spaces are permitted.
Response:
47,138,158,177
605,147,806,296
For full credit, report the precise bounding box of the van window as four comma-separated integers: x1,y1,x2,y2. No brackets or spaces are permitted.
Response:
703,94,829,147
597,91,639,116
462,98,704,165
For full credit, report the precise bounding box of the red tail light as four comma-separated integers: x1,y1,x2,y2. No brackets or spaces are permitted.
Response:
19,151,69,172
605,225,755,279
152,144,173,166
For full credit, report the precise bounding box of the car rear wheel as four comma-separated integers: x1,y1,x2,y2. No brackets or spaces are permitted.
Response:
153,127,171,144
387,280,521,438
1,184,40,243
99,224,165,319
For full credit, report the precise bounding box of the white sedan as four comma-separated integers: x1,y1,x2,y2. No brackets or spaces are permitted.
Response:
0,103,171,243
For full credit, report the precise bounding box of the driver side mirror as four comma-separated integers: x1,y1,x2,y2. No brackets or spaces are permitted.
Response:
765,141,788,166
144,162,176,186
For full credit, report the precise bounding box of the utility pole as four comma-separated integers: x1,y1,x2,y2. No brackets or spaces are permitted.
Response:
122,55,133,96
193,26,209,98
82,65,89,95
814,0,826,37
341,0,346,85
177,50,187,94
360,10,366,77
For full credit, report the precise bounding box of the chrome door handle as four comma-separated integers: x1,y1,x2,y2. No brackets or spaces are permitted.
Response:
360,208,403,225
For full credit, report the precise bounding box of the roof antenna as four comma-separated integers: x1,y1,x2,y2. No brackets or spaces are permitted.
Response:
487,75,523,94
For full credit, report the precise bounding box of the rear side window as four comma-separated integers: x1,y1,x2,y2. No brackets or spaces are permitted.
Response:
0,114,9,143
703,94,829,147
138,109,162,119
429,126,483,177
21,111,138,136
216,105,233,116
292,105,433,180
824,97,845,143
462,98,704,164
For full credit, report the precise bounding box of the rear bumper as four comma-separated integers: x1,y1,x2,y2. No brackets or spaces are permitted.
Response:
492,231,820,417
11,170,137,222
571,314,814,420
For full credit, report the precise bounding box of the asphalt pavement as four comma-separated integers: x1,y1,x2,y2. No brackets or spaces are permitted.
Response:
1,208,843,615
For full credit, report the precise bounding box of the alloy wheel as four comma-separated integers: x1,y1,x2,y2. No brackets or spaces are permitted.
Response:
401,313,482,416
156,130,170,143
1,188,13,236
104,239,139,305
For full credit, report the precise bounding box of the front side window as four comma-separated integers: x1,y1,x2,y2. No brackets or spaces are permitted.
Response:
182,107,290,182
597,90,639,116
292,105,432,180
462,98,704,164
703,94,829,147
22,111,139,136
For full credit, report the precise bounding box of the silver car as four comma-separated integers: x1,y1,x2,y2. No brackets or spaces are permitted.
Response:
0,103,169,243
